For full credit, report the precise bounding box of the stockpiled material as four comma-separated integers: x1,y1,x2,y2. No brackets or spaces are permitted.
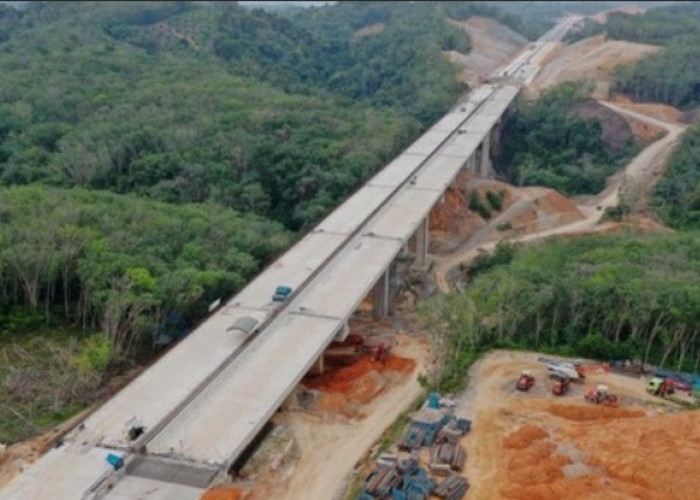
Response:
429,442,467,472
435,473,469,500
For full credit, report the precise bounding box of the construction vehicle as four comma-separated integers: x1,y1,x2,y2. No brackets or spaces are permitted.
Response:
547,362,585,382
647,377,675,398
272,285,292,302
584,384,619,406
550,373,570,396
516,370,535,391
372,343,389,363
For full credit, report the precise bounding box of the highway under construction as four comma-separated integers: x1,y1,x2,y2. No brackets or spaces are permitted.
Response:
0,16,579,500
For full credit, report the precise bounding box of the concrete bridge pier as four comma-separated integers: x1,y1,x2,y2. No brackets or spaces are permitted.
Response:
480,131,492,177
414,216,429,270
373,269,391,318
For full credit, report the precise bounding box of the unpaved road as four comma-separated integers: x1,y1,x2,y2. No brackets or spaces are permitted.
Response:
434,103,687,293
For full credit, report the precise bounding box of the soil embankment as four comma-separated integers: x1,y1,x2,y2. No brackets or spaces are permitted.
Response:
444,17,528,87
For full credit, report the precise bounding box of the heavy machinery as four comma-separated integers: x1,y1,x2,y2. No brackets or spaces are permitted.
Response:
372,343,389,364
353,337,390,363
550,373,570,396
547,362,585,382
584,384,619,406
516,370,535,391
647,377,675,398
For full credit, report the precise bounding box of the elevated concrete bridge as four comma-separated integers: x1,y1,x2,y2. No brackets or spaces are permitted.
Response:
0,16,578,500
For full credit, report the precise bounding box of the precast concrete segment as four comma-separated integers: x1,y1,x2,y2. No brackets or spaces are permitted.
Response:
429,111,472,134
314,184,395,235
104,476,202,500
294,237,403,320
411,154,468,192
367,152,428,188
146,314,342,465
231,231,348,310
465,113,500,135
365,188,445,242
406,130,457,156
439,132,484,161
0,446,113,500
72,306,263,450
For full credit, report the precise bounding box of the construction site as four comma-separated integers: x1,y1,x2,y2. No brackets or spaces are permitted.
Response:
193,13,700,500
3,8,700,500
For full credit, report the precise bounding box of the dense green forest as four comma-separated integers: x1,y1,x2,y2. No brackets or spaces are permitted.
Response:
652,124,700,229
421,232,700,391
495,83,639,196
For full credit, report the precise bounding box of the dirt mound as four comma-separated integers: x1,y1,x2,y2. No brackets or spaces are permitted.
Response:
445,16,527,86
547,404,644,421
303,355,415,395
201,486,245,500
503,425,549,449
508,189,585,235
532,35,660,99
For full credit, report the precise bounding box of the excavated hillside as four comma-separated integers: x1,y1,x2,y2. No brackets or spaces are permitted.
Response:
444,16,528,87
532,34,660,99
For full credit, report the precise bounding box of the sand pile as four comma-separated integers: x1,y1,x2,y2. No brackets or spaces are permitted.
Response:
201,486,245,500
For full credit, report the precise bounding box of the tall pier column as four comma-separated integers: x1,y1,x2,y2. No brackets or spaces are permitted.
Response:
373,269,390,318
414,216,429,270
480,131,492,177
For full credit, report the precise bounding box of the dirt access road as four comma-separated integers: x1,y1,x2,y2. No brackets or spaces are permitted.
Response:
458,350,700,500
433,102,687,293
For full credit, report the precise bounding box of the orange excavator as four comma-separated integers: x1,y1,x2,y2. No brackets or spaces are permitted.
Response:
584,384,619,406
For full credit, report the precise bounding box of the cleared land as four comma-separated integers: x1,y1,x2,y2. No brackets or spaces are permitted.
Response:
532,35,660,99
460,350,699,500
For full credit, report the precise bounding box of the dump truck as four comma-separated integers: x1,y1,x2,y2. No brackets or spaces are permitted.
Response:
584,384,619,406
647,377,675,398
516,370,535,391
550,373,570,396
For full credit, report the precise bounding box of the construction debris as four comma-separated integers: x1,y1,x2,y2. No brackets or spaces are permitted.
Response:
357,392,470,500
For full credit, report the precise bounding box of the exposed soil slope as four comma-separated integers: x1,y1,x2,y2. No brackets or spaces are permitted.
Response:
445,17,528,87
532,35,660,99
